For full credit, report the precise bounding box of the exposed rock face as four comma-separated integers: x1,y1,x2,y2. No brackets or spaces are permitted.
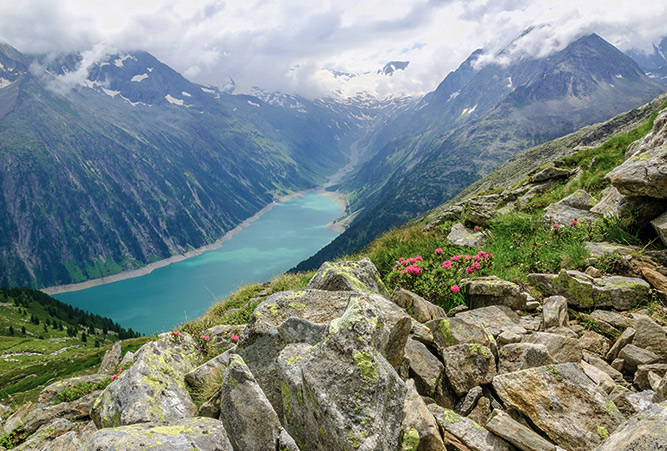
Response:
14,418,94,451
544,202,600,226
441,344,496,396
428,404,513,451
446,222,486,247
459,276,527,310
594,401,667,451
391,288,446,323
38,374,108,406
532,167,571,182
493,363,625,451
82,417,234,451
551,270,650,310
558,189,596,210
465,195,501,226
306,257,388,296
97,341,122,375
498,343,556,373
486,409,558,451
24,392,100,434
90,332,202,428
652,210,667,246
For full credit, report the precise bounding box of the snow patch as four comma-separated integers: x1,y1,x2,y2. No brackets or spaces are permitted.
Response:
460,104,478,116
181,91,191,97
131,73,149,82
448,90,460,102
615,74,623,79
506,76,513,88
165,94,185,106
0,78,13,88
113,55,135,67
102,88,120,98
609,84,615,88
201,87,216,94
247,100,260,107
147,67,153,72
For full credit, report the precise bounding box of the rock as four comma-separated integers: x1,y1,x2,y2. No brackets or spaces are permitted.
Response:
276,296,409,450
428,404,514,451
590,186,625,216
3,401,33,435
38,374,109,406
499,343,556,373
426,317,490,350
220,354,297,451
631,314,667,359
532,166,571,182
543,296,569,329
594,400,667,451
584,241,636,258
581,360,616,394
544,202,600,226
467,396,492,427
24,391,99,434
455,386,483,416
493,363,625,451
456,305,526,338
611,358,625,372
590,310,632,329
425,205,464,230
579,312,620,338
551,270,650,310
585,266,603,278
90,332,202,428
306,257,388,296
646,249,667,267
205,324,245,352
625,108,667,158
639,263,667,293
404,338,444,397
465,195,501,226
617,344,659,374
606,327,636,361
653,375,667,403
497,330,523,346
583,352,624,382
391,288,446,323
446,222,486,247
558,189,596,210
401,379,447,451
648,371,663,391
184,350,232,393
626,391,657,413
522,332,582,363
81,417,233,451
486,409,558,451
459,276,527,310
97,341,122,375
606,142,667,199
578,331,612,357
633,364,667,390
198,388,221,418
441,344,496,396
527,273,557,295
118,351,134,367
13,418,86,451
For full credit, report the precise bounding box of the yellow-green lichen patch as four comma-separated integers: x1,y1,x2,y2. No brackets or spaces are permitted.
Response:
329,298,377,335
150,425,188,436
267,303,280,317
401,427,420,451
440,409,461,423
597,425,609,439
281,382,292,421
438,319,455,347
353,351,378,383
288,302,306,310
319,426,328,441
287,356,303,365
468,343,488,356
603,399,620,416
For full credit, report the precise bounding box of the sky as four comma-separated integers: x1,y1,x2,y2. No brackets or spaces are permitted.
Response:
0,0,665,99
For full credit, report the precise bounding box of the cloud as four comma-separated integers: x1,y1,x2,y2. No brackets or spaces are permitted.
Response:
0,0,665,98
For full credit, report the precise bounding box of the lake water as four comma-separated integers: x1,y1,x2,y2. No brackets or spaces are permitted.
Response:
54,193,341,335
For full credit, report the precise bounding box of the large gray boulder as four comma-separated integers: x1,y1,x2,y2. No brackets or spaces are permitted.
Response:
400,379,446,451
428,404,513,451
404,337,444,397
493,363,625,451
594,401,667,451
459,276,527,310
455,305,526,338
391,288,446,323
606,143,667,199
558,189,596,210
97,341,122,374
24,391,99,434
544,202,600,226
441,344,496,396
551,270,650,310
426,317,491,350
542,296,569,329
184,350,233,393
82,417,234,451
532,167,571,182
220,354,298,451
306,257,388,296
90,332,202,428
465,195,501,226
631,314,667,359
522,332,582,363
14,418,94,451
446,222,486,247
486,409,558,451
499,343,556,373
38,374,109,406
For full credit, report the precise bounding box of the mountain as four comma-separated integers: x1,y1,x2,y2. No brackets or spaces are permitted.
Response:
377,61,409,76
0,44,353,288
626,36,667,86
296,33,667,271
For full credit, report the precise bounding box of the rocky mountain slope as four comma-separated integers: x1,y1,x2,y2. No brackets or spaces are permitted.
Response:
298,33,666,271
2,89,666,450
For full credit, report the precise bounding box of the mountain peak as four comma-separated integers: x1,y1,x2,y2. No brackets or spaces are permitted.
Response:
377,61,409,76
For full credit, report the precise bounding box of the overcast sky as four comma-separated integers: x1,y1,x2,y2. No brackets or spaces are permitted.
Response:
1,0,665,98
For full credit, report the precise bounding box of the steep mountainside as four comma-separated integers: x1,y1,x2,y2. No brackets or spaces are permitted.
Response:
298,34,666,271
0,45,351,288
626,36,667,86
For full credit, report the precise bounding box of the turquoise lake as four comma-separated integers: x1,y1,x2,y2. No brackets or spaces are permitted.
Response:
54,193,341,335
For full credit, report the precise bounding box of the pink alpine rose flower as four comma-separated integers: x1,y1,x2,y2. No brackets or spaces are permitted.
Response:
451,284,460,294
435,248,443,255
230,334,239,343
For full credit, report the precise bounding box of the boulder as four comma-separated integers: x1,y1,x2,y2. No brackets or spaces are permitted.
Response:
97,341,122,374
14,418,91,451
499,343,556,374
583,353,624,382
633,363,667,390
465,195,501,226
584,241,636,259
184,350,232,393
404,338,444,397
532,166,571,182
594,401,667,451
2,401,33,435
606,327,635,361
428,404,514,451
652,210,667,248
551,270,650,310
90,332,202,428
441,344,496,396
425,205,464,230
459,276,527,310
204,324,245,353
455,386,483,416
544,202,600,226
559,189,596,210
486,409,558,451
631,314,667,359
493,363,625,451
590,310,632,329
653,375,667,403
24,391,99,434
220,354,297,451
580,360,616,394
391,288,446,323
81,417,233,451
542,296,569,329
38,374,109,406
455,305,526,338
625,108,667,158
276,296,409,450
617,344,659,373
606,143,667,199
522,332,582,363
578,331,612,357
306,257,388,296
400,379,446,451
426,317,490,350
446,222,486,248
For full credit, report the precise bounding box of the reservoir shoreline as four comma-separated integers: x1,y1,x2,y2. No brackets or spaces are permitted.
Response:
42,189,347,296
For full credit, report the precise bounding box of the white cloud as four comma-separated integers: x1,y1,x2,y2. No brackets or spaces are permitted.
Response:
0,0,665,99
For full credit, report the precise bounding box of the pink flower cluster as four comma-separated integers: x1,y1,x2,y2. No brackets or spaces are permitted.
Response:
398,256,423,265
404,265,423,275
443,250,492,273
450,284,460,294
396,256,424,275
202,335,210,342
171,330,182,337
230,334,239,343
110,367,123,381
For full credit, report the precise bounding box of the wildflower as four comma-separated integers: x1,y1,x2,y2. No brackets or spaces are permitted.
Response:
548,216,554,222
552,224,559,230
474,225,480,231
571,219,578,226
466,266,476,273
442,260,452,269
451,256,459,262
451,284,460,294
464,254,471,261
473,255,480,262
111,374,118,381
172,329,182,336
230,334,239,343
202,335,210,342
435,248,443,255
472,262,480,270
405,264,423,275
117,368,123,373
